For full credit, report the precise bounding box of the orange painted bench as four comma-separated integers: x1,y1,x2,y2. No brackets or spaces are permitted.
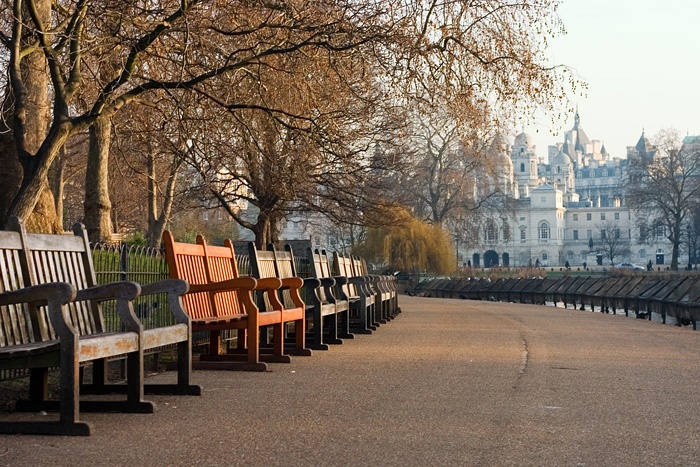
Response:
164,232,303,371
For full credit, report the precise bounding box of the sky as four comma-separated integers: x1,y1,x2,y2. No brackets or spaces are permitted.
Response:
526,0,700,160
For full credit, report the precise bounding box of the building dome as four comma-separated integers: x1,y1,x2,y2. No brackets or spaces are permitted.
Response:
551,149,572,166
513,132,534,149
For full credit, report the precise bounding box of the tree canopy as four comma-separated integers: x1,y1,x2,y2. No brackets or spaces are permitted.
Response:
0,0,575,250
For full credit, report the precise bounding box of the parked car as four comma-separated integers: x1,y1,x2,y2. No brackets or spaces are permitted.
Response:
615,262,645,271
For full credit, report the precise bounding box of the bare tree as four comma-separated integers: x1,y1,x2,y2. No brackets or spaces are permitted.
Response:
1,0,574,242
595,220,631,266
626,129,700,270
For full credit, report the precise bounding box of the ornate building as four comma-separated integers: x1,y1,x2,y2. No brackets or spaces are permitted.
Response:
463,113,679,269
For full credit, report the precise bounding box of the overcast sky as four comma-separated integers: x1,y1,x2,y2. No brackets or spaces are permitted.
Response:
525,0,700,159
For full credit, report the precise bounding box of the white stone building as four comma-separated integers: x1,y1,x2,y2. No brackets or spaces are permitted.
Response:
463,113,680,269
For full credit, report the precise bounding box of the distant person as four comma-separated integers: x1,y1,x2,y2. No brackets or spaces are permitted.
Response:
647,260,653,271
583,261,587,270
565,260,570,269
535,258,540,267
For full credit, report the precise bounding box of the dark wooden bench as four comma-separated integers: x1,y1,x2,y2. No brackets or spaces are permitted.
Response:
164,232,302,371
247,243,311,356
0,218,199,435
355,256,400,321
333,252,376,333
306,248,353,349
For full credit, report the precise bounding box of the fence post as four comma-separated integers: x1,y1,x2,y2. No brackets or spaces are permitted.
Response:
120,243,128,282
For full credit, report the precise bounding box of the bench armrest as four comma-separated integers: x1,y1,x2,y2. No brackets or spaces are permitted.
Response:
331,275,347,286
0,282,76,307
254,277,283,291
303,277,321,289
279,277,303,290
74,281,143,333
139,279,190,324
74,281,141,302
187,276,258,294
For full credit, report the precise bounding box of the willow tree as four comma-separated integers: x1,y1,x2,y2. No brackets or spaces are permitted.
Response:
356,209,455,274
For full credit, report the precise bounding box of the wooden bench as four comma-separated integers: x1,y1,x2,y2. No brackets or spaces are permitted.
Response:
333,252,376,333
0,217,199,435
247,243,311,355
353,257,394,323
304,248,353,349
248,244,342,350
164,232,300,371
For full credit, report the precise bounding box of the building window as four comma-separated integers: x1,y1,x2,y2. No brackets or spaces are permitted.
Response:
202,211,209,221
486,222,497,242
587,229,592,239
614,212,620,220
573,230,579,240
601,213,606,221
520,229,526,240
538,222,550,240
639,249,646,260
520,163,525,172
541,252,548,262
640,226,647,241
573,214,579,221
601,230,607,239
586,213,592,221
614,229,620,239
655,225,665,237
502,223,511,241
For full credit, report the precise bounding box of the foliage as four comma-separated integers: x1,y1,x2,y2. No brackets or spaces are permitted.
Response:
123,231,147,247
355,209,455,274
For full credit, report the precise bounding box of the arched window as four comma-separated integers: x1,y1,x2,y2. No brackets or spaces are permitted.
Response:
520,163,525,172
538,221,550,240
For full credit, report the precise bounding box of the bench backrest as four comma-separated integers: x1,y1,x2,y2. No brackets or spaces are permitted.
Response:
332,252,358,299
163,232,245,319
308,249,332,304
247,243,278,311
0,229,39,347
6,219,105,339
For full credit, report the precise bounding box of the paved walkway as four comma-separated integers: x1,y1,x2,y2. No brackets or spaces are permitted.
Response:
3,297,700,466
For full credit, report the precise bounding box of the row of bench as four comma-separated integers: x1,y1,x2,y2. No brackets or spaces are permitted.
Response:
415,275,700,328
0,219,399,435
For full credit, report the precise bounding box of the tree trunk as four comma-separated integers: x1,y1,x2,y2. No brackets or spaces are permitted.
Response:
84,117,113,242
2,0,62,232
146,154,181,248
48,147,65,229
